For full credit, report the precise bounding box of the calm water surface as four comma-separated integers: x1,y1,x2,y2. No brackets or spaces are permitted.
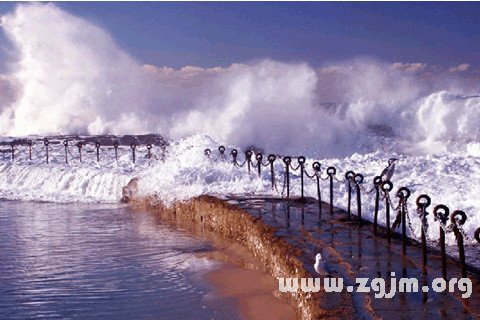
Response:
0,200,240,319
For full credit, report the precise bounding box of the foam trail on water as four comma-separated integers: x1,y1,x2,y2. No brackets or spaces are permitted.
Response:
0,4,480,157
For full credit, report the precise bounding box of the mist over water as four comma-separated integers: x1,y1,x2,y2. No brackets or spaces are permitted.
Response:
0,3,479,158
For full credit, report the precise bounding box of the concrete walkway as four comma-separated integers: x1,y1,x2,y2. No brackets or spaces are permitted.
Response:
228,197,480,320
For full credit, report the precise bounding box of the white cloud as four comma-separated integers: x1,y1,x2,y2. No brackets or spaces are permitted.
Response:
449,63,470,73
392,62,426,73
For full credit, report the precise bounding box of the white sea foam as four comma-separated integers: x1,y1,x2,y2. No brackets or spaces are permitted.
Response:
0,134,478,246
0,4,480,158
0,4,479,246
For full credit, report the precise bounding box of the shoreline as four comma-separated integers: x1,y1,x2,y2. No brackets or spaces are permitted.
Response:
129,195,329,319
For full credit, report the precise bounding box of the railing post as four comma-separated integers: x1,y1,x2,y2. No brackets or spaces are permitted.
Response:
147,144,152,160
345,171,355,220
44,139,49,164
63,140,68,164
433,204,449,280
381,181,393,243
373,176,382,235
77,142,83,163
298,156,306,200
27,140,32,161
312,162,322,217
218,146,226,161
450,210,467,278
95,141,100,162
246,150,252,173
354,173,364,225
416,195,431,268
268,154,276,190
113,140,119,162
327,167,336,215
397,187,411,255
256,153,263,177
231,149,238,164
283,157,291,198
10,142,14,162
131,143,137,164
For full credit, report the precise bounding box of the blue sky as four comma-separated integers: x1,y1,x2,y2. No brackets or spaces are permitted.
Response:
1,2,479,68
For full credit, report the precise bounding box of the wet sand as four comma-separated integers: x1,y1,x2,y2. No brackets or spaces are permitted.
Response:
202,242,296,320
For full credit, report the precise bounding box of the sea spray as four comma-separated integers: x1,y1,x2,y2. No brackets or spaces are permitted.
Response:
0,4,479,157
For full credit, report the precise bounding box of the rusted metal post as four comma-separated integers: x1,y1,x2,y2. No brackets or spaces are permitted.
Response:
95,141,100,162
27,140,32,161
298,156,306,200
231,149,238,164
381,181,393,243
44,139,49,164
345,171,355,220
313,162,322,217
434,204,449,280
373,176,382,235
131,143,137,164
256,153,263,177
218,146,225,161
327,167,336,215
147,144,152,160
283,157,291,198
246,150,252,173
63,140,68,164
450,210,467,278
10,142,14,161
77,142,83,163
355,173,364,226
475,227,480,244
113,140,119,162
268,154,276,190
416,195,431,268
397,187,411,255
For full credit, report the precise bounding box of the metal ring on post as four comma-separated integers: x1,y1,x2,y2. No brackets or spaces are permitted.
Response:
27,140,32,146
345,170,355,180
63,140,68,147
131,143,137,149
475,227,480,244
95,141,100,148
218,146,225,154
298,156,306,165
268,154,276,163
204,148,211,157
433,204,449,225
283,156,291,165
231,149,238,157
416,194,431,209
113,140,119,147
354,173,364,184
396,187,411,199
312,161,321,172
373,176,382,186
246,150,253,158
256,153,263,161
450,210,467,226
147,144,152,150
44,139,49,146
327,167,336,175
381,181,393,192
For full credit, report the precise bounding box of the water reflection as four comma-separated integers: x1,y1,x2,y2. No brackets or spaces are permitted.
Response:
0,201,239,319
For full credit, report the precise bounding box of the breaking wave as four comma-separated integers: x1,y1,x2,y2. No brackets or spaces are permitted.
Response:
0,3,479,158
